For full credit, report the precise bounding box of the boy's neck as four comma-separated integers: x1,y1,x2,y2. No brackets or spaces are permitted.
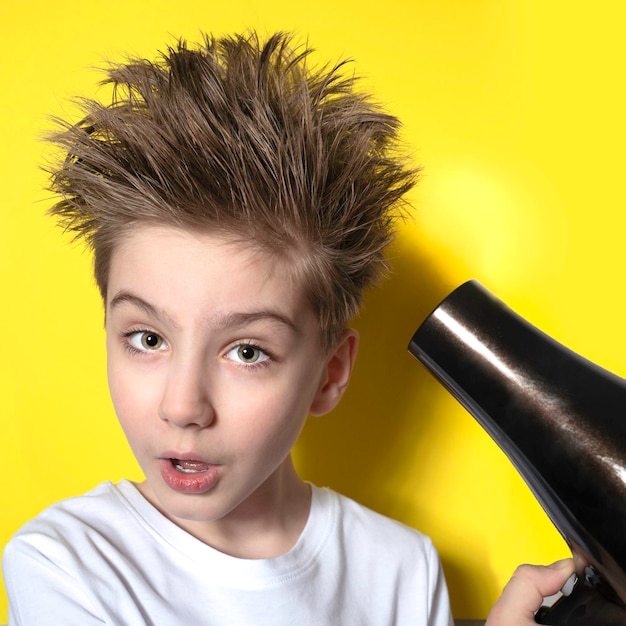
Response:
138,456,312,559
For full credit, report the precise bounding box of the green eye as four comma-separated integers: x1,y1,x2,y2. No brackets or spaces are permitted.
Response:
237,345,261,363
141,333,163,350
226,343,270,366
127,331,167,352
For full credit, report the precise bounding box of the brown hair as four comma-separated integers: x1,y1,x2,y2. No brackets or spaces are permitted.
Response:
47,31,418,350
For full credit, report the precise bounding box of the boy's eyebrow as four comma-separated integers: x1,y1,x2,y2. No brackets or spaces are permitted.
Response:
108,292,178,328
213,311,298,333
108,291,299,332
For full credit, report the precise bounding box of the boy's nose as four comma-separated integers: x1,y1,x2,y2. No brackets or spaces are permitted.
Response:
158,360,215,429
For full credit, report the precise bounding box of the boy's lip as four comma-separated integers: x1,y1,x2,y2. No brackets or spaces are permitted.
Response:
158,455,222,493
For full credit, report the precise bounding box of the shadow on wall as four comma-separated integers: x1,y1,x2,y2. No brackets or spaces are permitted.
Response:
295,236,452,515
296,235,497,619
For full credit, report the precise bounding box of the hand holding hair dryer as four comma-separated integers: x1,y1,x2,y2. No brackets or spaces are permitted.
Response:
408,280,626,625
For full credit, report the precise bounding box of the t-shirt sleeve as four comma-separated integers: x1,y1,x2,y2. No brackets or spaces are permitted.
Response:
3,535,105,625
424,539,455,626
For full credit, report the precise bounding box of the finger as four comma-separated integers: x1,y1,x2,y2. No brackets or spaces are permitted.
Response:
486,559,575,626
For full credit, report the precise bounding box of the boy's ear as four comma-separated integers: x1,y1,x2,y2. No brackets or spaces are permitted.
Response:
309,329,359,416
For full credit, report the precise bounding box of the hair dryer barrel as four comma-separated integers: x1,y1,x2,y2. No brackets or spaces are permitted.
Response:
408,280,626,611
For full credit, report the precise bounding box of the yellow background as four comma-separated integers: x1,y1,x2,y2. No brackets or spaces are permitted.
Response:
1,1,625,621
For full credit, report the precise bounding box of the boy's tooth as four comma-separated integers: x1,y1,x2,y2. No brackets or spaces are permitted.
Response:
173,459,209,473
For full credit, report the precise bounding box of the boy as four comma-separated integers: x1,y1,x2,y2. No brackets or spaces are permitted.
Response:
2,31,571,624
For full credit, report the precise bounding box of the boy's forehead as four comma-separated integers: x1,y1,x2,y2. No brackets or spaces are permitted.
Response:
107,224,315,318
111,224,300,279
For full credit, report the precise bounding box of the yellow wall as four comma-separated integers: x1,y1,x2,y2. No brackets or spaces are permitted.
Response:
1,1,625,620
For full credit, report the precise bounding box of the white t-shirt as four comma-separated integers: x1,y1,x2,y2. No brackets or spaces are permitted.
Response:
3,481,453,625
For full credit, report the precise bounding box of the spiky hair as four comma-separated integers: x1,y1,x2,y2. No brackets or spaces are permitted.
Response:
48,31,418,349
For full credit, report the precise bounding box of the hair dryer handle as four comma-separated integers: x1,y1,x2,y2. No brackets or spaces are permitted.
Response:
536,568,626,624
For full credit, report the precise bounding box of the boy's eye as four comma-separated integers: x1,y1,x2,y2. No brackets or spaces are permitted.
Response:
226,344,269,365
128,331,167,352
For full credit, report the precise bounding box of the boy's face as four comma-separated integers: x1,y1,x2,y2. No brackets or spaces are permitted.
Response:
105,225,355,535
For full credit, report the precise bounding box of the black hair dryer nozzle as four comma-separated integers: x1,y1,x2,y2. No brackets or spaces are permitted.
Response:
408,280,626,625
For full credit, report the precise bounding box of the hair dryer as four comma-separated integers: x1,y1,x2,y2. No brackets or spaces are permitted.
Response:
408,280,626,625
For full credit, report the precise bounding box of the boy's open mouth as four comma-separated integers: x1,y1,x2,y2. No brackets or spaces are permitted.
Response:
171,459,211,474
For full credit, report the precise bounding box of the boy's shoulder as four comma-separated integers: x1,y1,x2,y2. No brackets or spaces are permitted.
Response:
316,485,437,560
11,481,125,527
312,486,451,624
4,481,138,558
